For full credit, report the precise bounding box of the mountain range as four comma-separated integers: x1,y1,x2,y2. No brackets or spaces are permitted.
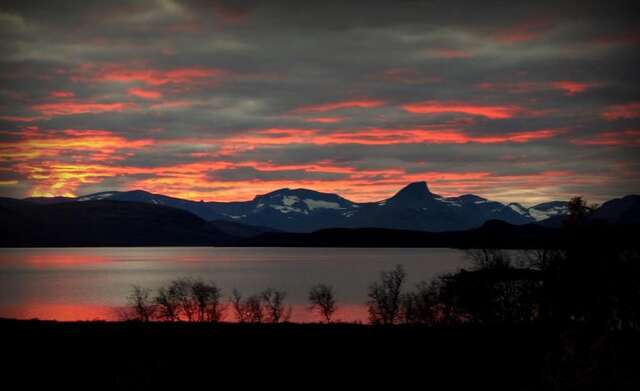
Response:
2,181,638,247
23,181,577,232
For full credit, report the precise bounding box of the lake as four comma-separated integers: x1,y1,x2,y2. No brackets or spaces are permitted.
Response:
0,247,469,323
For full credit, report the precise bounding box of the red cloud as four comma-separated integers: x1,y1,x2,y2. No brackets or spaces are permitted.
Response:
602,102,640,121
380,68,441,84
494,20,551,43
304,117,344,123
32,101,136,116
571,130,640,146
402,101,521,119
549,81,598,96
50,91,75,98
128,87,162,100
215,127,561,149
80,65,226,86
478,81,600,95
433,49,473,59
592,31,640,47
0,115,41,122
292,100,385,113
313,129,561,145
212,0,255,24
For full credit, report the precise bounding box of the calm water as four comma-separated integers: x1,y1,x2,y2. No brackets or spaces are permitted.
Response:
0,247,468,322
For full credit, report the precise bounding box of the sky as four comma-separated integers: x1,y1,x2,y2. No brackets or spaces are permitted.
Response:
0,0,639,206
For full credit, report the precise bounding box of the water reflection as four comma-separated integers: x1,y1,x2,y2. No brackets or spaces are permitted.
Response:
0,247,467,322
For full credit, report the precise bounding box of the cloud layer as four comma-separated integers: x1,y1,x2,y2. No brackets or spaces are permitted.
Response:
1,0,639,205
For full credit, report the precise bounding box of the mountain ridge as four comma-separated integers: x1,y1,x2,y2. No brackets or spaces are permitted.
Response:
16,181,639,233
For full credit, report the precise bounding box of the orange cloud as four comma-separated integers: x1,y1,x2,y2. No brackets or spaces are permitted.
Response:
402,101,522,119
304,117,344,123
602,102,640,120
212,128,561,152
0,129,154,161
292,100,385,113
6,144,602,205
128,87,162,100
91,65,226,86
32,101,136,116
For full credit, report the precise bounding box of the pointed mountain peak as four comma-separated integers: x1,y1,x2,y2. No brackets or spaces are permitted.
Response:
387,181,435,207
395,181,432,198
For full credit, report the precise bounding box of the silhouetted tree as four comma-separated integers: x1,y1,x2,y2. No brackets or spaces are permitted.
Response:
191,279,226,322
466,248,511,270
400,281,437,324
262,288,292,323
367,265,406,325
246,294,265,323
155,286,181,321
171,278,197,321
154,278,198,321
518,249,565,272
308,284,337,323
230,289,264,323
124,285,155,322
230,289,248,322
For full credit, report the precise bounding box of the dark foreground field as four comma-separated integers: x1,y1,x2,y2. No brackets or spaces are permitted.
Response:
2,319,639,390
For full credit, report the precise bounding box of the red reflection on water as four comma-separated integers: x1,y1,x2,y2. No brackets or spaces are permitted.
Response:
4,253,109,268
290,303,368,323
0,303,118,321
0,303,370,323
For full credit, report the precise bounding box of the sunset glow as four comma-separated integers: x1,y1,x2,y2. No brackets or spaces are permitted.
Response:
0,1,638,205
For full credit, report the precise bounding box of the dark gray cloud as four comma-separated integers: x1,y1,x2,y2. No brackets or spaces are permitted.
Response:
0,0,638,204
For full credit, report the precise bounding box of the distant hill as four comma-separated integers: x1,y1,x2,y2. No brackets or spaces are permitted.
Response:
0,199,233,247
236,219,639,249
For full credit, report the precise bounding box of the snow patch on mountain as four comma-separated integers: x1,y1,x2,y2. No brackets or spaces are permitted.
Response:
528,206,567,222
439,199,461,207
282,195,299,206
78,192,114,201
508,203,529,215
303,199,343,210
270,204,307,214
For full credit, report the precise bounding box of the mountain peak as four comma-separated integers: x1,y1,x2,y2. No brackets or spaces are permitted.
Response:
387,181,434,206
397,181,432,197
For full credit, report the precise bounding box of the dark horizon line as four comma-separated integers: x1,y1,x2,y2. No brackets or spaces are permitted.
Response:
18,180,637,208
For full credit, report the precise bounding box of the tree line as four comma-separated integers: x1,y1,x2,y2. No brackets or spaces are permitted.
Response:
122,279,337,323
123,197,640,329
